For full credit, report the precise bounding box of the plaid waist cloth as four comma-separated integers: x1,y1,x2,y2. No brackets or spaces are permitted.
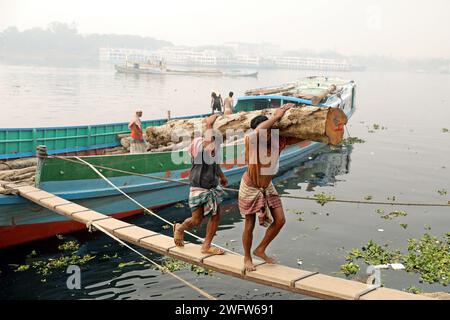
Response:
238,174,282,227
188,185,225,216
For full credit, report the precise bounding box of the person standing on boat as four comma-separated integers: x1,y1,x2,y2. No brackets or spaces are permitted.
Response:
239,104,302,271
223,91,234,115
128,110,147,153
173,114,228,255
211,92,223,114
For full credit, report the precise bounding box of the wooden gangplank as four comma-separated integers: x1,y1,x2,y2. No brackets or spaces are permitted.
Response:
5,183,432,300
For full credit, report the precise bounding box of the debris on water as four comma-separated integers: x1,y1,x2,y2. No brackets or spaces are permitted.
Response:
378,229,384,232
174,203,184,208
118,260,145,268
364,195,373,201
229,239,236,243
297,259,303,265
400,223,408,229
390,263,405,270
56,234,65,240
424,224,432,231
437,189,448,196
442,128,449,133
162,224,171,230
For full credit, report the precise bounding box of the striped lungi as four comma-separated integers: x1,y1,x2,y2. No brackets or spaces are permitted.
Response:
238,173,282,227
129,138,148,154
188,185,225,217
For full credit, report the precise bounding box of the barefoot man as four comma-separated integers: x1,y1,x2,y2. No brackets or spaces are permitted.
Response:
173,114,228,255
239,104,302,271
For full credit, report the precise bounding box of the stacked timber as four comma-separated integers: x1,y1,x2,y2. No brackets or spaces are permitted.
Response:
145,104,348,151
0,158,37,187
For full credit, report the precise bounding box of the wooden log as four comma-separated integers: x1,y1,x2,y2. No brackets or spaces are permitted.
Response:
0,166,37,180
117,133,130,140
145,104,347,148
120,137,131,150
9,172,35,182
0,158,37,171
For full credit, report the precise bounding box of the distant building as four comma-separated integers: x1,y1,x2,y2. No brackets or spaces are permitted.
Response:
271,56,352,71
99,46,359,71
234,54,261,66
99,48,152,62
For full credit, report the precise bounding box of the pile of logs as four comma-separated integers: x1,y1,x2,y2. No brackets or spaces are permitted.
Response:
0,158,37,192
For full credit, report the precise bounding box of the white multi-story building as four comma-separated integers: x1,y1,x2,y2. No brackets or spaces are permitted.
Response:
234,54,261,66
99,48,153,62
272,56,351,71
156,48,219,66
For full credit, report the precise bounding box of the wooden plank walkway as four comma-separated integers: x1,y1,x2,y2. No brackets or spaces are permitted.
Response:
5,183,433,300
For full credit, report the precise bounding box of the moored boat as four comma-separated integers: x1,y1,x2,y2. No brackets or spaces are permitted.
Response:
0,77,356,248
114,60,258,77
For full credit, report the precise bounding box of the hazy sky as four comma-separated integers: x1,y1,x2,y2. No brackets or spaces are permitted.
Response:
1,0,449,59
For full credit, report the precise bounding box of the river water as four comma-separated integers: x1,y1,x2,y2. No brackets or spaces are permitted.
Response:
0,63,449,299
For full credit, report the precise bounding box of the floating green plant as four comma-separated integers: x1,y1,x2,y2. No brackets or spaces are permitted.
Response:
339,137,366,145
343,233,450,286
58,241,80,252
364,195,373,201
400,223,408,229
314,192,335,206
31,254,95,276
14,265,30,272
190,265,214,276
405,286,422,294
437,189,447,196
340,262,360,275
442,128,449,133
162,224,171,230
376,209,407,220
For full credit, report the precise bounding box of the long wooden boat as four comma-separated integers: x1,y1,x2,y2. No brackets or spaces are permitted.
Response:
0,77,356,248
115,63,258,77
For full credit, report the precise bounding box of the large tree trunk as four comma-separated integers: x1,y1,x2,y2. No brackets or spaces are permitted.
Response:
145,105,347,150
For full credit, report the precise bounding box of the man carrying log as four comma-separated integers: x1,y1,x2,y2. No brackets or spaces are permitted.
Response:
173,114,228,255
239,103,303,271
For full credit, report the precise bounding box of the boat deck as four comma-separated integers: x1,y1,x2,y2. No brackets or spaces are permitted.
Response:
2,182,432,300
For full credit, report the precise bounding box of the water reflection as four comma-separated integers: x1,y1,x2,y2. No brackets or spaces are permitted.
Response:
275,144,353,192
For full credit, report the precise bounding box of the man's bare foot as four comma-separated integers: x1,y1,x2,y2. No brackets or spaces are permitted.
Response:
244,257,256,272
253,249,277,264
201,246,225,255
173,223,184,247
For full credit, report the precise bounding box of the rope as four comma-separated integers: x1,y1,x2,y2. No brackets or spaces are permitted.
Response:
52,156,450,208
73,157,235,255
92,222,217,300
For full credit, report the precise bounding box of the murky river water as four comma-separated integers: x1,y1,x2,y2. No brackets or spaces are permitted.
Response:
0,63,449,299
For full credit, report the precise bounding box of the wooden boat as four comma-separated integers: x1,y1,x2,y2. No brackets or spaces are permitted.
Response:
0,76,356,248
114,61,258,77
